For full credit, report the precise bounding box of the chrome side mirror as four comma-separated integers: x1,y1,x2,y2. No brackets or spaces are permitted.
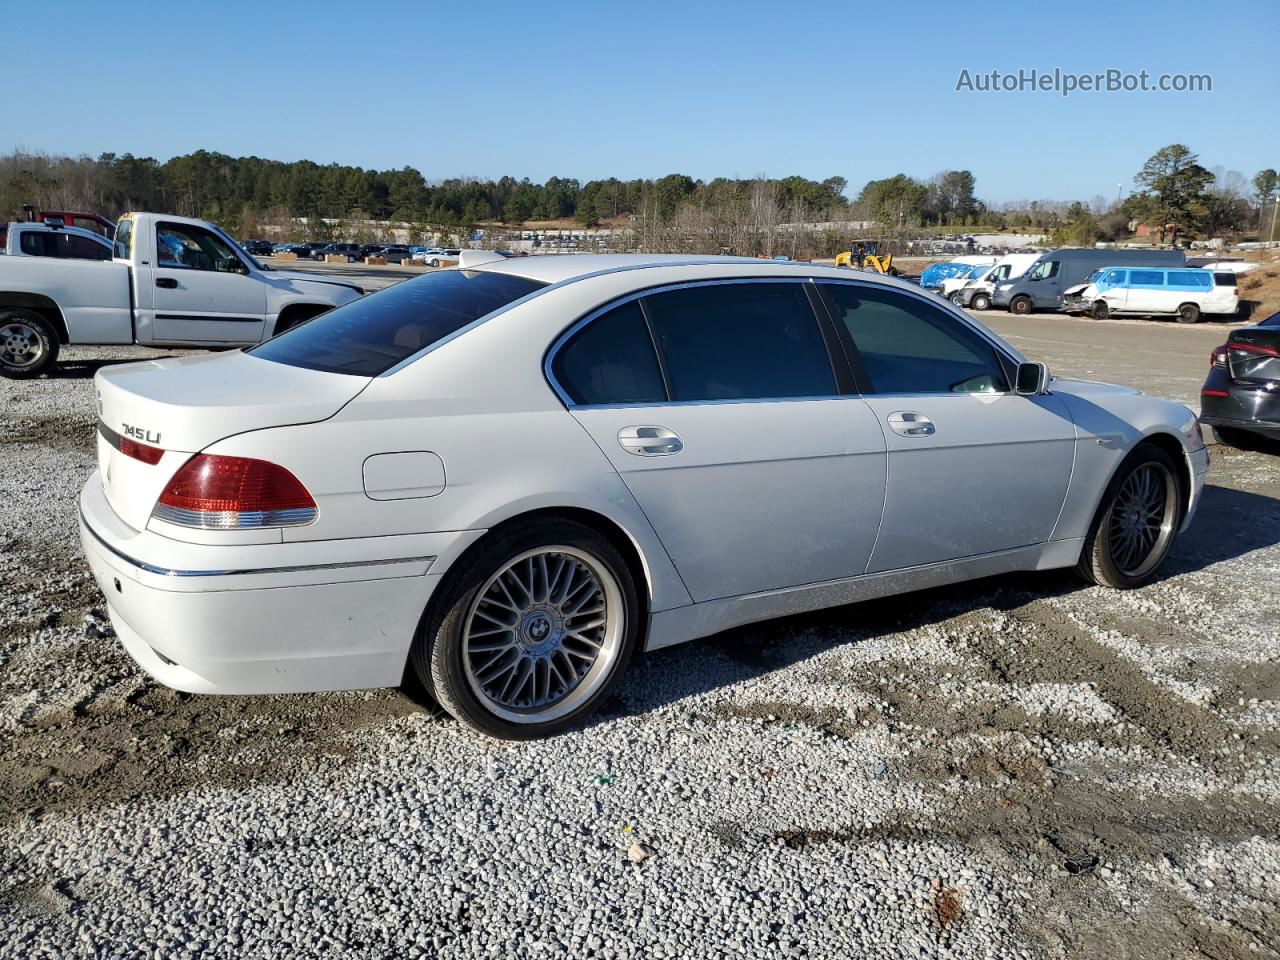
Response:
1015,361,1050,396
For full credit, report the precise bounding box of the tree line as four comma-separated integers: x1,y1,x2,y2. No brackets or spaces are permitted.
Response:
2,145,1273,251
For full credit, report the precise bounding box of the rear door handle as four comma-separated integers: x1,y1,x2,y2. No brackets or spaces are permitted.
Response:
618,425,683,456
155,277,178,289
887,411,936,437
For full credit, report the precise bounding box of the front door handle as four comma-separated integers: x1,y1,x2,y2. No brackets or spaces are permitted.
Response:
887,411,936,437
155,277,178,289
618,425,683,457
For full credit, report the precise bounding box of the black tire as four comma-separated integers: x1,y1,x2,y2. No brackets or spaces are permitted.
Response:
971,292,991,311
410,518,641,739
1076,444,1183,589
1010,295,1033,315
1177,303,1201,324
949,291,965,306
1091,300,1110,320
0,309,59,379
347,255,356,263
429,258,441,268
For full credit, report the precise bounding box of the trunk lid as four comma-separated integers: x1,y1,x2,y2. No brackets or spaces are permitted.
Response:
94,351,367,531
1226,325,1280,384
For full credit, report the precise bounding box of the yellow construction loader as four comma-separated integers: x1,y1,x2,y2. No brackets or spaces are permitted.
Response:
834,239,897,274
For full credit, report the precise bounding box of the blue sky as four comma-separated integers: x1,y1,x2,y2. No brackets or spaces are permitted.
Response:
9,0,1278,204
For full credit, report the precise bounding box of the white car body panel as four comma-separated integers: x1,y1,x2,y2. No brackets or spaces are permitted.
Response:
78,255,1209,696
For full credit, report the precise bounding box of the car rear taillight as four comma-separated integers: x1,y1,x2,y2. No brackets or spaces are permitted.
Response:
1210,345,1228,369
153,454,317,529
1228,340,1279,357
98,421,164,465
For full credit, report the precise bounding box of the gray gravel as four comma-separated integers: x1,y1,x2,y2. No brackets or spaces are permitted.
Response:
2,311,1278,959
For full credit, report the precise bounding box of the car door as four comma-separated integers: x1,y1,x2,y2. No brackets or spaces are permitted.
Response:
816,281,1076,573
554,280,887,603
149,221,266,343
1024,258,1063,309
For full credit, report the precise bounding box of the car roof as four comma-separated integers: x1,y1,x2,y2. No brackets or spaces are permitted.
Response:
474,253,832,285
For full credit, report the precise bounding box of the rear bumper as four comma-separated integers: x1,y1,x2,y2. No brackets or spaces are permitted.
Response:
1199,373,1280,434
78,473,481,694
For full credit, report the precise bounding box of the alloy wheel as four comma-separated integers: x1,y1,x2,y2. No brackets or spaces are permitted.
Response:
461,546,624,723
0,322,44,368
1107,462,1177,578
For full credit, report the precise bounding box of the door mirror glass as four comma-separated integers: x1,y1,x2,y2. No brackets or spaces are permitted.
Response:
1015,361,1050,395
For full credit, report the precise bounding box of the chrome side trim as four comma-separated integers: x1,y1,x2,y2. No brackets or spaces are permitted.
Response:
81,509,434,578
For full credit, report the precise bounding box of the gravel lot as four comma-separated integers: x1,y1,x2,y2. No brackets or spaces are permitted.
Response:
2,283,1278,958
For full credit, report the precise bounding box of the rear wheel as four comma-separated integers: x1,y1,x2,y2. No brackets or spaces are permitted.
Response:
1010,295,1033,315
1076,445,1182,588
1177,303,1201,324
1091,300,1110,320
410,518,640,739
0,309,59,379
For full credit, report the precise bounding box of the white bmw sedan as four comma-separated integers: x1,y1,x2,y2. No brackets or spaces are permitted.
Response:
80,253,1209,738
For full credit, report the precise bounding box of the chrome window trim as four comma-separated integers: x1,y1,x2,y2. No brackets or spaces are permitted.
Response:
543,276,845,409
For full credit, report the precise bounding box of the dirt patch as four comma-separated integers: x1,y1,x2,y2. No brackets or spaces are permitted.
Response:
708,699,861,739
0,673,428,826
0,413,96,456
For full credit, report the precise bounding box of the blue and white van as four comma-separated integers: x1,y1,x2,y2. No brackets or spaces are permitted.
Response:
1062,266,1238,323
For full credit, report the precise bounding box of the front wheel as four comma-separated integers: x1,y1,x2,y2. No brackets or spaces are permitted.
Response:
970,292,991,311
0,309,59,379
949,291,965,306
1009,295,1033,315
1091,300,1110,320
429,258,441,267
1076,445,1183,588
411,519,640,739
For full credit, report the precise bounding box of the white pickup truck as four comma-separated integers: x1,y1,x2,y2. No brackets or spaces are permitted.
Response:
0,212,364,378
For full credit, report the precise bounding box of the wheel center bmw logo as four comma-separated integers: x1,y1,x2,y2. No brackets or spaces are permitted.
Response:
527,616,550,640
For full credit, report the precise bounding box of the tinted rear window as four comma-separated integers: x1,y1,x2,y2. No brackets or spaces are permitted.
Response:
249,270,546,376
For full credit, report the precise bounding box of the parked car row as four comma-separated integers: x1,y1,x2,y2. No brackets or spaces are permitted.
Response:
241,239,472,266
920,247,1243,323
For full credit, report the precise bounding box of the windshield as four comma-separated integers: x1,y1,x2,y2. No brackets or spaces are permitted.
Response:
249,269,547,376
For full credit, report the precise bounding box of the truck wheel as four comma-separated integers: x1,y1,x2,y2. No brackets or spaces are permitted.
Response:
0,309,59,380
1177,303,1201,324
971,292,991,311
1091,301,1110,320
1010,295,1033,315
949,291,965,305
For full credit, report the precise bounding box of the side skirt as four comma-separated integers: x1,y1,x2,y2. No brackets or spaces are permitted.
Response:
643,539,1084,652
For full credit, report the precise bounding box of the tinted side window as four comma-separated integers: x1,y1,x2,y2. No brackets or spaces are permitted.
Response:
642,283,835,401
1213,273,1236,287
823,283,1009,395
19,233,52,256
1168,270,1211,288
553,301,666,405
1130,270,1164,285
